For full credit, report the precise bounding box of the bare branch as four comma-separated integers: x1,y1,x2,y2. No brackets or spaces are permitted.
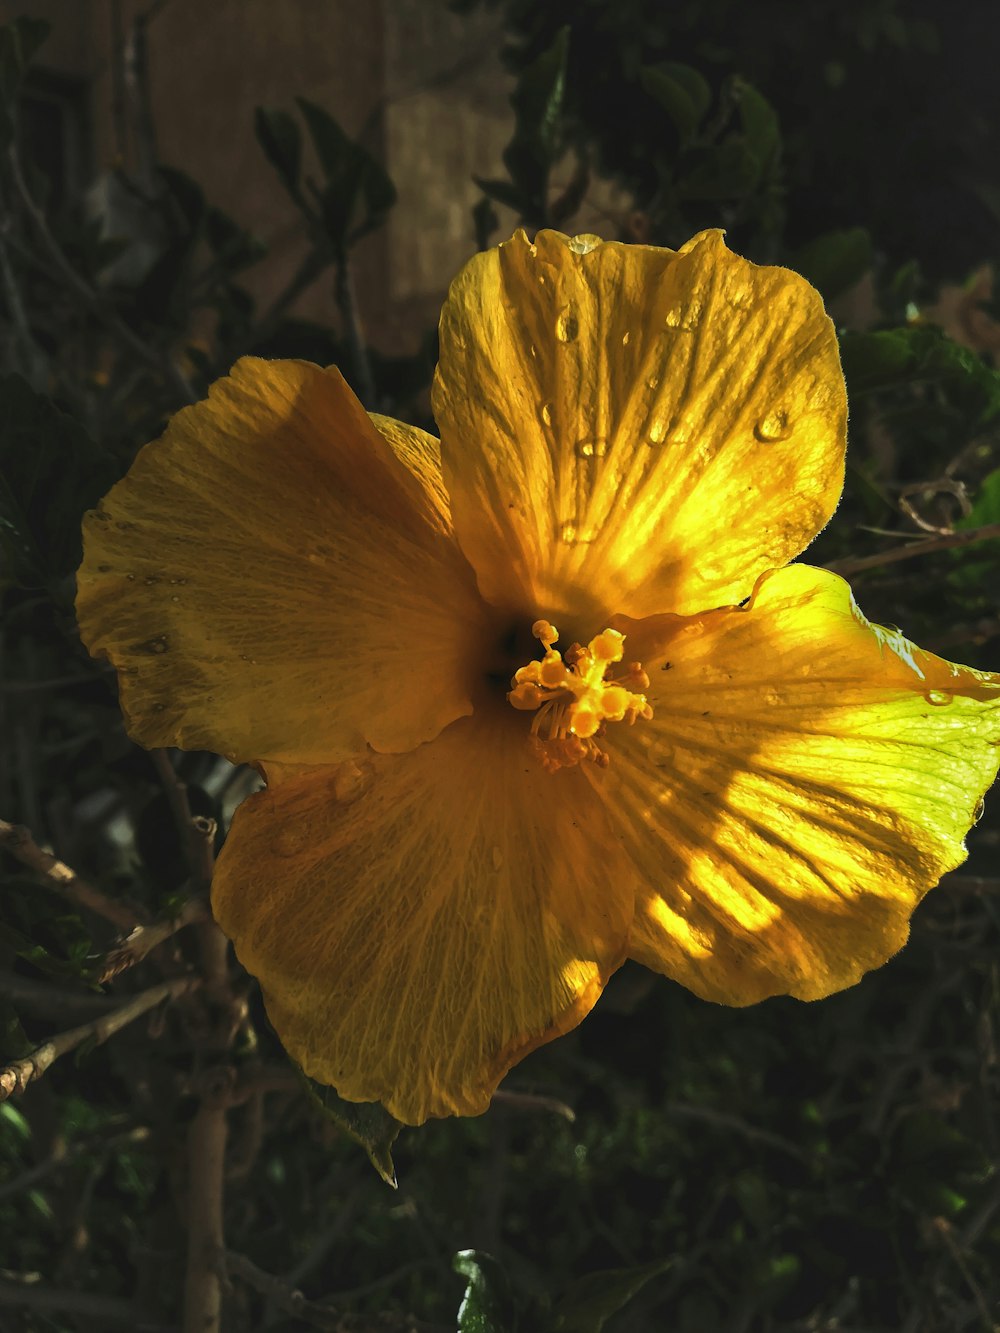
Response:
183,1068,232,1333
492,1089,576,1121
222,1249,450,1332
0,816,143,932
99,895,210,983
825,522,1000,576
0,1277,172,1331
0,974,199,1101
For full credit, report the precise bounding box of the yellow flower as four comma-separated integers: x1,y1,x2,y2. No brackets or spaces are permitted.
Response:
76,229,1000,1126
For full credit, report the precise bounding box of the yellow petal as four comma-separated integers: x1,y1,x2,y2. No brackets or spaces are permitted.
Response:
77,358,487,766
604,564,1000,1003
212,712,634,1124
432,229,846,622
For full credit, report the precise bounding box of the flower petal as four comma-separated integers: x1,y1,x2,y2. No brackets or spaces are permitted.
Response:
604,564,1000,1003
77,359,487,765
211,712,634,1124
432,229,846,622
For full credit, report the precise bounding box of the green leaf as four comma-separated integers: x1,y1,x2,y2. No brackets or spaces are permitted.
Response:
549,1257,671,1333
453,1250,518,1333
254,106,303,198
0,375,120,590
473,175,529,213
793,227,872,301
502,27,569,220
0,999,33,1063
641,63,711,141
736,80,780,169
299,1070,402,1187
296,98,396,248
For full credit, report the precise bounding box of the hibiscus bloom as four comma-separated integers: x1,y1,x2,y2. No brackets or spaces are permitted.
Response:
76,230,1000,1126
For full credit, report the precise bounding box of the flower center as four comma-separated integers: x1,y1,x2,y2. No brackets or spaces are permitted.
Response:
508,620,653,771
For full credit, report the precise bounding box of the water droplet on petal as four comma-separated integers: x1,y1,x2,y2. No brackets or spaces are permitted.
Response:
665,308,683,328
754,409,793,443
648,419,667,446
622,331,631,346
575,438,607,459
647,374,660,391
540,401,553,427
568,233,601,254
924,690,952,707
556,308,579,342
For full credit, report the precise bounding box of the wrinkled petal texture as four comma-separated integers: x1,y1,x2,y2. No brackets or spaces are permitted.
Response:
212,715,635,1124
605,564,1000,1003
433,229,846,622
77,359,486,766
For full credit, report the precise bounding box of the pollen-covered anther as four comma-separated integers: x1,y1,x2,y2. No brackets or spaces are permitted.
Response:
508,621,653,771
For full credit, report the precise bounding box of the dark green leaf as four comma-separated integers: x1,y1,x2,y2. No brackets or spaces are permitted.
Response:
0,999,33,1063
641,63,711,141
793,228,873,301
473,175,529,213
0,375,120,590
550,1257,671,1333
254,106,303,198
502,27,569,219
296,98,396,248
736,80,780,168
300,1070,402,1186
454,1250,518,1333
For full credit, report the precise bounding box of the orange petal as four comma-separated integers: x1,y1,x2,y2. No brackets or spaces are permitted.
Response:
77,359,487,765
212,712,634,1124
432,229,845,623
604,564,1000,1003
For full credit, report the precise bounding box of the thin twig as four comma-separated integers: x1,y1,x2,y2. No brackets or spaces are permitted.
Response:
825,522,1000,576
0,974,199,1101
99,895,210,983
492,1089,576,1121
6,142,196,403
0,1278,171,1331
223,1250,449,1332
0,817,143,931
0,967,122,1021
0,1125,149,1203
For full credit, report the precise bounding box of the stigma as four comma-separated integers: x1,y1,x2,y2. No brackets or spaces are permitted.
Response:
508,619,653,771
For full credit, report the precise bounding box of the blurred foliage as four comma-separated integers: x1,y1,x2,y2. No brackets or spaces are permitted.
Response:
1,5,1000,1332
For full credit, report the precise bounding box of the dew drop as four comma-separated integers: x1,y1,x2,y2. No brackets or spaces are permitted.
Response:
647,374,660,391
974,798,985,823
143,576,159,586
540,401,553,428
556,308,579,342
754,409,793,443
171,595,180,603
334,761,370,804
924,689,952,707
568,233,601,255
622,331,631,346
491,845,504,872
664,308,683,328
648,419,667,446
125,573,135,581
575,437,607,459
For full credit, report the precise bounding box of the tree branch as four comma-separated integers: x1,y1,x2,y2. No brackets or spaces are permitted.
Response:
99,895,210,983
0,974,199,1101
825,522,1000,576
0,817,143,932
